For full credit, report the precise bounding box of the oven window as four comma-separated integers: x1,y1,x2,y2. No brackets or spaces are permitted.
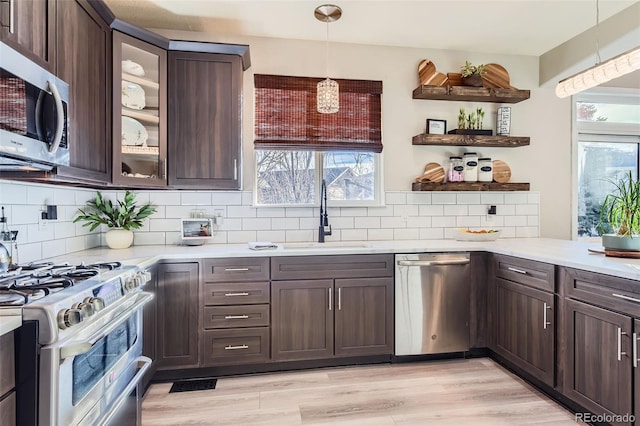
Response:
72,316,137,405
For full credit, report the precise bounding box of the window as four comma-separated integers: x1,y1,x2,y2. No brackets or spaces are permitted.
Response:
576,92,640,237
253,75,382,206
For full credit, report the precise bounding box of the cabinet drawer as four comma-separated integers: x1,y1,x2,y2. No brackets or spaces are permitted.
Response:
203,282,270,305
202,327,270,366
271,254,394,280
494,254,555,292
0,332,15,397
562,267,640,317
203,258,269,282
204,305,270,329
0,391,16,426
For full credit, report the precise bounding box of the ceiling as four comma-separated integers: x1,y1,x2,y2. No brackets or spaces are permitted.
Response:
104,0,637,56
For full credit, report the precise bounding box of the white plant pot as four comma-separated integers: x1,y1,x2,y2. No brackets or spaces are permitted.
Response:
105,228,134,249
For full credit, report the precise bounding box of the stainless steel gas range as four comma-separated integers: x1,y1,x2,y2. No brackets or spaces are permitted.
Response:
0,261,153,426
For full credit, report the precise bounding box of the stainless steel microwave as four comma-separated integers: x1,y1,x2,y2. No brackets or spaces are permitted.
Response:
0,42,69,171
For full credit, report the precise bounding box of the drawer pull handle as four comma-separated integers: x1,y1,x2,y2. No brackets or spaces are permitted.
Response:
224,267,250,272
224,315,249,320
618,328,627,361
224,292,250,297
224,344,248,350
507,267,528,275
612,293,640,304
328,287,332,311
543,302,551,329
634,332,638,369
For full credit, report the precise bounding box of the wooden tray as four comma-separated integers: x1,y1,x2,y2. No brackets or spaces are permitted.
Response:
588,248,640,259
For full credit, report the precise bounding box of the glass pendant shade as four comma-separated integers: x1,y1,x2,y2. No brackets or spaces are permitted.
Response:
556,48,640,98
317,78,339,114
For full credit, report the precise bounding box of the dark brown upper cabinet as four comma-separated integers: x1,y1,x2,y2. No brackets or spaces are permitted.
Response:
0,0,55,71
112,30,168,187
167,51,242,189
55,0,112,183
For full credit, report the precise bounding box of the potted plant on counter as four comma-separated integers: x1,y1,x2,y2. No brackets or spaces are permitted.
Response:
598,171,640,251
460,61,486,87
74,191,156,249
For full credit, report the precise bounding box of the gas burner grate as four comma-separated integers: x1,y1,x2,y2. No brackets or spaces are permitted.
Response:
169,378,217,393
85,261,123,270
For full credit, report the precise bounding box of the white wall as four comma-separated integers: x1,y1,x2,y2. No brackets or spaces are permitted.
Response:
159,30,573,239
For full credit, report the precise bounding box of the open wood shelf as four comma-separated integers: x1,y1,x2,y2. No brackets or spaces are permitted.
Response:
412,85,530,103
413,134,530,147
412,182,530,191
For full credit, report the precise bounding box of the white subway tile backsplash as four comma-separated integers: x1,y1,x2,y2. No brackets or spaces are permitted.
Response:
368,228,394,240
385,192,407,205
432,193,456,204
272,218,300,230
456,193,481,204
355,217,381,229
407,192,432,205
0,180,541,257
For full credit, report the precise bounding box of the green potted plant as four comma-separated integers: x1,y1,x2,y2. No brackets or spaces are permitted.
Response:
598,171,640,251
74,191,156,249
460,61,486,87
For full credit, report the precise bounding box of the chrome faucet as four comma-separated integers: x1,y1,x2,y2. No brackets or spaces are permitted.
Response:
318,179,332,243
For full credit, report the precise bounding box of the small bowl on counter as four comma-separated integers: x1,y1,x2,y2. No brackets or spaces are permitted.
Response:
454,229,502,242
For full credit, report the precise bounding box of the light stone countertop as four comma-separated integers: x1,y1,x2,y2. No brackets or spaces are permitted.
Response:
44,238,640,282
0,308,22,337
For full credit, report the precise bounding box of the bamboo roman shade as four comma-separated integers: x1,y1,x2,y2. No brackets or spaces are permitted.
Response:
254,75,383,153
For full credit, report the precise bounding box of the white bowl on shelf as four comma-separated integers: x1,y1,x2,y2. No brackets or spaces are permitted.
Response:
122,59,145,77
454,229,502,242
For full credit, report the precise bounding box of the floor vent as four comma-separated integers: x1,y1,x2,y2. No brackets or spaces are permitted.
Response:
169,378,218,393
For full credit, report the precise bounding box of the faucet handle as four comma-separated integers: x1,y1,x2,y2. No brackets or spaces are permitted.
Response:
326,225,332,236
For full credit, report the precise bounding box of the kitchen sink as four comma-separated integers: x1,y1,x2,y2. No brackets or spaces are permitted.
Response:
282,241,370,249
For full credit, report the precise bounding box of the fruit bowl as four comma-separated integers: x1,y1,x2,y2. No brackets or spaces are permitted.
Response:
454,229,502,242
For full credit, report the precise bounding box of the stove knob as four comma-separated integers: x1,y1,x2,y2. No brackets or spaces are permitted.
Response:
72,302,95,318
143,271,152,282
83,297,105,312
124,276,137,292
57,308,83,330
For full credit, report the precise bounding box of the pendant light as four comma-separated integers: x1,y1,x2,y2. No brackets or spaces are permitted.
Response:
315,4,342,114
556,0,640,98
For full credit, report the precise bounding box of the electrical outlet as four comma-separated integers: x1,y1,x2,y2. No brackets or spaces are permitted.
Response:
213,209,224,226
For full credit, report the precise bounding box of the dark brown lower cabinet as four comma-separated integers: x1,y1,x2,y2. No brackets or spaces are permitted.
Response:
494,277,555,387
334,278,393,357
564,298,633,423
0,331,15,426
156,262,200,370
271,280,334,361
202,327,270,366
635,319,640,424
0,392,16,426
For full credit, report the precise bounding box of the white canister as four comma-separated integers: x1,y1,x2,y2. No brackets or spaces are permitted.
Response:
463,152,478,182
478,157,493,182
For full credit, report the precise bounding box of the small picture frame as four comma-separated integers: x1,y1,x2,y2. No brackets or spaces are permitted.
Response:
181,218,214,243
427,119,447,134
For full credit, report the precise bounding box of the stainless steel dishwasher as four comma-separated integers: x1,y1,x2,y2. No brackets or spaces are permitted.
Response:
395,253,470,356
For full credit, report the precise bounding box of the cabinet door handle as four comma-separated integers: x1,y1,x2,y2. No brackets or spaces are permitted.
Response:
224,315,249,320
328,287,332,311
233,159,238,181
543,302,551,329
338,288,342,310
224,344,248,350
612,293,640,304
8,0,14,33
507,267,528,275
224,292,249,297
633,332,638,368
224,267,250,272
618,328,627,361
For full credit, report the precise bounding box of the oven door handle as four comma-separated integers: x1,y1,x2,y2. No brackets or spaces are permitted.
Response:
60,292,153,359
97,356,152,426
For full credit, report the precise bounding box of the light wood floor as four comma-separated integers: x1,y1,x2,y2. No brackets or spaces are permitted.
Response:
142,358,581,425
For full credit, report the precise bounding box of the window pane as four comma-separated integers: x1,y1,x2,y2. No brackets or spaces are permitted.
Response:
323,151,375,201
256,150,315,204
577,141,638,237
576,102,640,124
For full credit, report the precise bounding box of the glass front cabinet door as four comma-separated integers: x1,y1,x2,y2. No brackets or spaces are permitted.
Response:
113,31,167,187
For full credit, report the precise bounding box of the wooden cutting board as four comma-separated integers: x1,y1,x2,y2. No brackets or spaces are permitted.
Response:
418,60,447,86
416,162,445,183
446,73,463,87
482,63,513,89
492,160,511,183
588,248,640,258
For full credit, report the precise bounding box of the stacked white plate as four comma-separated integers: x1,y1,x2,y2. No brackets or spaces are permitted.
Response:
121,81,146,110
121,116,148,146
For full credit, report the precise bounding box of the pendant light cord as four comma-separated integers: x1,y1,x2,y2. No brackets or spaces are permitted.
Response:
596,0,601,64
325,21,329,78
